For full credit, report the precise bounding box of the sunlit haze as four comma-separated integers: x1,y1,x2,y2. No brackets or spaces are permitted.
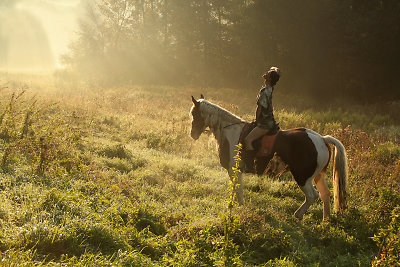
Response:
0,0,82,71
0,0,398,102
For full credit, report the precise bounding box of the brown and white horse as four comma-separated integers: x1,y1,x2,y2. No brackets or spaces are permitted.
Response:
190,96,348,220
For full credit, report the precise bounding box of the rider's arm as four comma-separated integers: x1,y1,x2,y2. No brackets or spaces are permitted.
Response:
256,88,271,121
255,105,262,121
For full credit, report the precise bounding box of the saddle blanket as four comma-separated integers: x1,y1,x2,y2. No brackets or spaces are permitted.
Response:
256,134,278,157
239,121,279,157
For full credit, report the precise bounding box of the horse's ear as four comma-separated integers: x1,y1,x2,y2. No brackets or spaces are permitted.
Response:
200,94,205,99
191,96,199,105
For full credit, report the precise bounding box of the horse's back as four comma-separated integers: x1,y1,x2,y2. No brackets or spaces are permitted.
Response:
277,128,328,155
280,127,307,135
277,128,316,149
274,128,324,185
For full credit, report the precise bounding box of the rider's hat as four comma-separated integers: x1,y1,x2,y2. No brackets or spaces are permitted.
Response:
263,66,281,78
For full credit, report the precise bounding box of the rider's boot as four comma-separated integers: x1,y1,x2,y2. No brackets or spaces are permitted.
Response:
242,149,257,174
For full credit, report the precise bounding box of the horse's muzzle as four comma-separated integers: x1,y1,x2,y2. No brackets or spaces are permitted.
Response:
190,131,200,140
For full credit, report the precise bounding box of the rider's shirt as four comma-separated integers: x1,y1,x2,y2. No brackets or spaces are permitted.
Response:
256,86,275,129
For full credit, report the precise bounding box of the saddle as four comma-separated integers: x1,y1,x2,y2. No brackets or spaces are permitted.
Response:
239,121,280,158
239,121,280,174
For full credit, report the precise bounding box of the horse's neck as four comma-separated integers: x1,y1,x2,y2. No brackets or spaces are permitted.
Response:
208,116,243,145
200,101,244,144
209,119,225,142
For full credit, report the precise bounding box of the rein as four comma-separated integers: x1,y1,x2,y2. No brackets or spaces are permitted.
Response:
204,122,243,135
199,101,244,146
222,122,245,129
215,121,245,147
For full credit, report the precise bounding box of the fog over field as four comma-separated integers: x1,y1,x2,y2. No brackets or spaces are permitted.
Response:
1,0,399,102
0,0,81,70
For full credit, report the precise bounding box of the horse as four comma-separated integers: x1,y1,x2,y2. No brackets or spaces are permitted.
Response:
190,95,348,221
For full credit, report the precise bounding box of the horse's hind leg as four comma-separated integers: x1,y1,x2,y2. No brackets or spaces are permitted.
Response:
294,179,319,220
314,172,331,221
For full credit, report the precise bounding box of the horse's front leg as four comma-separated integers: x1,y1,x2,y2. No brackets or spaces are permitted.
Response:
228,166,244,205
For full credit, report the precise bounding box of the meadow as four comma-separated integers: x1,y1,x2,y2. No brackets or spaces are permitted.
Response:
0,74,399,266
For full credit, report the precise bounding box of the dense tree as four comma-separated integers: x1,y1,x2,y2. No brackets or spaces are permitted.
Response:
63,0,400,102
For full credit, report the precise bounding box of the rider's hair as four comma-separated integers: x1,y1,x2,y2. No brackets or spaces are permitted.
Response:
270,71,280,86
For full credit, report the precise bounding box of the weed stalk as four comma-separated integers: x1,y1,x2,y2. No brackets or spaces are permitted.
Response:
37,137,48,175
1,144,11,172
223,143,242,265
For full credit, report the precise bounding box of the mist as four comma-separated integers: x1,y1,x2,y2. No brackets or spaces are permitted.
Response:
0,0,399,103
0,0,81,71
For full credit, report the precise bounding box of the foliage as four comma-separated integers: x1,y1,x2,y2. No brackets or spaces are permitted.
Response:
370,188,400,226
375,141,400,166
63,0,400,102
372,207,400,266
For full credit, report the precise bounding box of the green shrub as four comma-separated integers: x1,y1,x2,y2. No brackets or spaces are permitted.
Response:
100,155,146,173
113,250,156,266
102,157,136,173
134,168,163,186
133,208,166,236
98,143,132,159
130,156,148,170
265,257,297,267
162,225,225,266
74,223,129,255
375,141,400,165
39,189,82,224
371,188,400,225
267,181,303,201
0,249,41,266
372,207,400,266
334,208,376,249
102,116,121,128
129,130,147,141
128,227,166,260
146,132,189,152
16,223,78,259
240,225,292,264
14,218,129,260
160,161,198,182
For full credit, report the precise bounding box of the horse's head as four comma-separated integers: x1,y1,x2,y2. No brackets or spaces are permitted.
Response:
190,95,206,140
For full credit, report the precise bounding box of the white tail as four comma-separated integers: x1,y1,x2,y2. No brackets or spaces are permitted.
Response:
323,135,348,212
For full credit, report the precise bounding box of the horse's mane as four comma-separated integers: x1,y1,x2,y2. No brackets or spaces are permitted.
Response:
198,100,244,127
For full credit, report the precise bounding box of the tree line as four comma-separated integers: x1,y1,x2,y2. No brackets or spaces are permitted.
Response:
63,0,400,102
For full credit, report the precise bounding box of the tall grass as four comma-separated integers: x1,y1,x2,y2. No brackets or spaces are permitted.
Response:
0,75,399,265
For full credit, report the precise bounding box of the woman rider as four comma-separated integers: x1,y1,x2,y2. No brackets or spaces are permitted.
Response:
243,66,281,172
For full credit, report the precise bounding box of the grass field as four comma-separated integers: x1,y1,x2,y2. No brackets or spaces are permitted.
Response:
0,74,399,266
